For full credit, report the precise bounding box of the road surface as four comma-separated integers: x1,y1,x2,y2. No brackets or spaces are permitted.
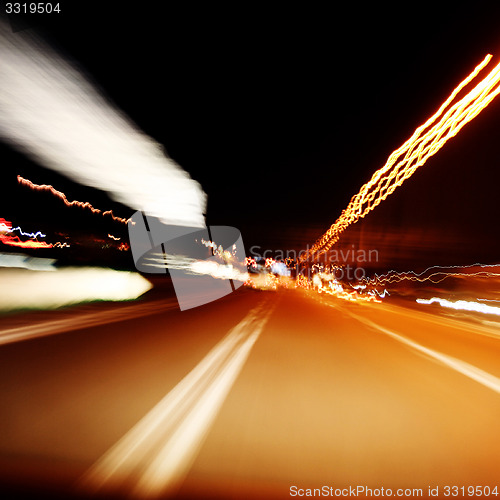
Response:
0,285,499,499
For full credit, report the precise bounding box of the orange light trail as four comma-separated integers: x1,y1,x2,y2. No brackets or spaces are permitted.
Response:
0,217,51,248
294,272,380,303
321,287,380,303
17,176,131,225
245,272,278,291
301,54,500,262
0,217,71,249
245,256,257,269
0,233,53,249
53,241,71,248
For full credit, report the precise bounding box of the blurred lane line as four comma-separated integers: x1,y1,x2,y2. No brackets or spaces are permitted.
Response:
80,298,275,498
0,299,177,346
370,301,500,341
347,310,500,395
312,291,500,341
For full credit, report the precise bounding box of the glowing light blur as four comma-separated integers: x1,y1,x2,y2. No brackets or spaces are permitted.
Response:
244,257,295,290
0,267,152,312
306,275,380,303
142,251,249,282
0,19,206,228
417,297,500,317
190,260,247,281
0,232,53,249
245,272,279,291
302,54,500,262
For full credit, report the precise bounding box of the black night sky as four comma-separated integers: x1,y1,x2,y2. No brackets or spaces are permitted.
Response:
2,3,500,270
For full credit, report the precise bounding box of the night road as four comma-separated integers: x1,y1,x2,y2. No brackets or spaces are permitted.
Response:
2,5,500,500
1,286,499,499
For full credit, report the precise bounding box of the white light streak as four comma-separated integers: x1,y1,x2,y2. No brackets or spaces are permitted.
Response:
0,267,152,313
0,19,206,228
417,297,500,317
143,252,249,282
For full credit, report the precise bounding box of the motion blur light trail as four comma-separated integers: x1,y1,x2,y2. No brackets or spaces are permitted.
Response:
309,276,380,303
0,217,46,239
0,218,52,248
417,297,500,317
0,216,70,249
0,234,52,249
81,300,275,498
17,176,131,225
142,252,249,282
0,19,206,228
363,263,500,286
0,298,176,346
0,218,46,239
302,54,500,261
0,267,152,313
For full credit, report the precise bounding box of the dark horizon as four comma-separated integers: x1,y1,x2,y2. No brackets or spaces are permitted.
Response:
2,5,500,272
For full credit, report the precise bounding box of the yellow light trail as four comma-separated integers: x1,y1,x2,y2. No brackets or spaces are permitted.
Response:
17,175,131,225
301,54,500,262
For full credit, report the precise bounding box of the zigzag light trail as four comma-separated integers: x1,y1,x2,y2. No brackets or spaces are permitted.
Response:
9,227,46,239
363,263,500,286
17,176,131,225
301,54,500,262
0,217,70,249
0,218,46,239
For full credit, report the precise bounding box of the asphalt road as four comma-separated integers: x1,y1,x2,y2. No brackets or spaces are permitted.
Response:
0,285,499,499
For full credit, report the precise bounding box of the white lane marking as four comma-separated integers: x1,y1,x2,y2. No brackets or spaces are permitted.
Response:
346,310,500,395
80,299,275,498
0,299,177,346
